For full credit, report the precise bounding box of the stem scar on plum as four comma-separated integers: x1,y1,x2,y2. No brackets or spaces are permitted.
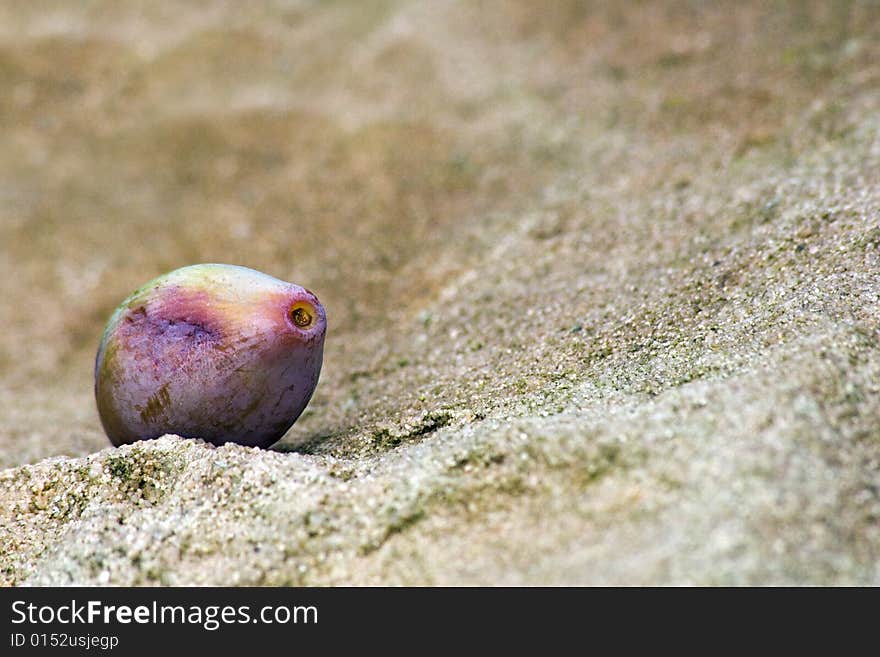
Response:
290,303,314,328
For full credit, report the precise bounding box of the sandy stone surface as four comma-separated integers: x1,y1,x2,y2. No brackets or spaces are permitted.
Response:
1,0,879,585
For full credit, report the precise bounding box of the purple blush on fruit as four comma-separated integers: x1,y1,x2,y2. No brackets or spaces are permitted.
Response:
94,264,326,448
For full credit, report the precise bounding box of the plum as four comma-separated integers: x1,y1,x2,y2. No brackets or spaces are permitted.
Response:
94,264,326,448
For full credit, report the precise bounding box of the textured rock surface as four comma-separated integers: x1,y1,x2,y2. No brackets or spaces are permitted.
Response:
1,0,879,585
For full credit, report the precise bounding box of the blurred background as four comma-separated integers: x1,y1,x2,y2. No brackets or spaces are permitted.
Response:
1,1,878,465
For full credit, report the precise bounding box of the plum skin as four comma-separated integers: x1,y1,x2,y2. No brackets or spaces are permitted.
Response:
94,264,326,448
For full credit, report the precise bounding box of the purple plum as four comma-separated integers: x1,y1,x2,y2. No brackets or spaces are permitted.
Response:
94,264,326,448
